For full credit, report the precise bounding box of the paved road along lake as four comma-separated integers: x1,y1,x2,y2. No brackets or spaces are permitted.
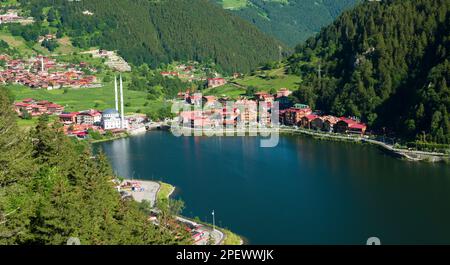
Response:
95,131,450,244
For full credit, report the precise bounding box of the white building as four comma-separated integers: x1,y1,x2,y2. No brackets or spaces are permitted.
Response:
102,75,128,130
102,109,123,130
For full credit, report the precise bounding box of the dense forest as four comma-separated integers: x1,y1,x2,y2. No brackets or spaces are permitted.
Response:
18,0,284,74
288,0,450,144
214,0,359,46
0,88,190,244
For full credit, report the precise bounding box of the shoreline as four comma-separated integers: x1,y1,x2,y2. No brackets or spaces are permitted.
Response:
89,133,129,144
278,128,449,163
99,127,449,163
127,179,244,245
171,125,450,163
158,181,244,245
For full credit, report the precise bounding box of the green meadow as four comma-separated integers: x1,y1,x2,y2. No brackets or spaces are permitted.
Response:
234,66,301,92
6,83,166,115
220,0,248,10
203,83,246,99
202,66,301,98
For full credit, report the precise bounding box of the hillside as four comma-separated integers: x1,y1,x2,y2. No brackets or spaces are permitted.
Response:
19,0,285,74
213,0,359,46
288,0,450,144
0,88,191,244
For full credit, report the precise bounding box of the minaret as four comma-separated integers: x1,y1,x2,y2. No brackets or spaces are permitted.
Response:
114,75,119,111
41,57,45,72
120,75,125,129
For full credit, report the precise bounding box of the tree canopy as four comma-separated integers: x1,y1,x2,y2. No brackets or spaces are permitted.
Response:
0,88,190,244
288,0,450,144
19,0,285,74
214,0,359,46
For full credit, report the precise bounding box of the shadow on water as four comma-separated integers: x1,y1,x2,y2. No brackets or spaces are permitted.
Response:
95,131,450,244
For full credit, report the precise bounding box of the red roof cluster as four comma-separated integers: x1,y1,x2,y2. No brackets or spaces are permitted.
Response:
338,117,367,130
14,98,64,117
207,78,227,88
0,55,97,89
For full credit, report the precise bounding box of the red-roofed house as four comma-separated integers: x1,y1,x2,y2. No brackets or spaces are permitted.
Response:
14,102,31,116
276,88,292,98
322,116,340,132
254,92,274,103
282,107,312,125
76,110,102,125
46,103,64,115
335,117,367,135
59,112,79,124
300,114,320,128
208,78,226,88
30,104,47,116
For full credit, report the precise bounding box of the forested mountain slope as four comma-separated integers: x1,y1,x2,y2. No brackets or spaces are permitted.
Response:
214,0,359,46
20,0,285,73
0,88,190,244
288,0,450,144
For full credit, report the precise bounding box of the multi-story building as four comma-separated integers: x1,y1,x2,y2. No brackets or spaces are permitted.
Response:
77,110,102,125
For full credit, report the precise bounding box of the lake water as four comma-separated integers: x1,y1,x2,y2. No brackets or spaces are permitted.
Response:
96,131,450,244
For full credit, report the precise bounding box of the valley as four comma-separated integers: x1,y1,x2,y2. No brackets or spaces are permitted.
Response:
1,0,449,248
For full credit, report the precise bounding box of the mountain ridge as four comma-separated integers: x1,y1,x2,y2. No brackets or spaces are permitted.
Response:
288,0,450,144
20,0,286,74
213,0,360,46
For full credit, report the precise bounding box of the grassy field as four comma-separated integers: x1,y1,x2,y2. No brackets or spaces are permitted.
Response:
55,37,78,55
157,182,175,201
202,66,301,98
235,66,301,92
5,83,166,115
222,228,244,245
0,0,19,6
15,115,58,130
1,28,80,56
220,0,248,10
0,30,36,56
203,83,246,99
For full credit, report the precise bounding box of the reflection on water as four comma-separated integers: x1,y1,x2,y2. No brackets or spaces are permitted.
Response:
95,131,450,244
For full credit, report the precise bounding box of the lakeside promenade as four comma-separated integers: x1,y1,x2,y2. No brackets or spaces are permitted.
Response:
279,127,449,162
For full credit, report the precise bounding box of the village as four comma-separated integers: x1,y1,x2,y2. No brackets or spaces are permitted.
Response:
159,61,233,83
175,87,367,135
12,75,149,139
11,84,367,141
2,46,366,140
0,54,100,89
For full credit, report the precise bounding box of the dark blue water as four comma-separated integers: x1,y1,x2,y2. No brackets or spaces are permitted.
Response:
96,131,450,244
